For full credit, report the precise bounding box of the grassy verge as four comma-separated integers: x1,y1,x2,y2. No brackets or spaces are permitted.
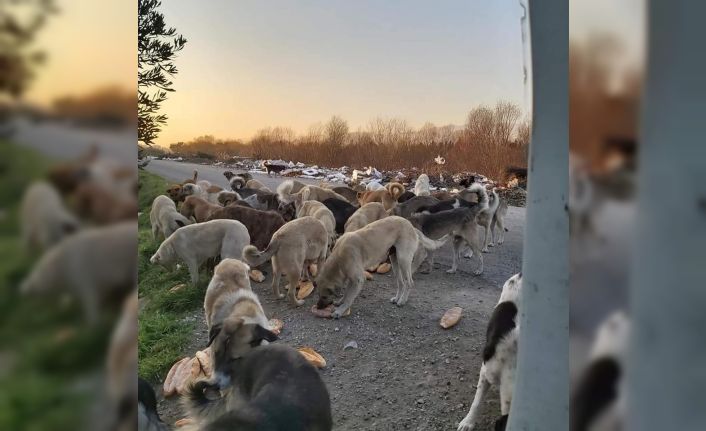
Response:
0,142,110,430
137,170,207,381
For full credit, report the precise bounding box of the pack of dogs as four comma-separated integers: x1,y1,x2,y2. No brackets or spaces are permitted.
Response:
136,167,527,430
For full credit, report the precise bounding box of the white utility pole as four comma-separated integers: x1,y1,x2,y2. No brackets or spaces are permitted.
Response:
507,0,569,429
629,1,706,430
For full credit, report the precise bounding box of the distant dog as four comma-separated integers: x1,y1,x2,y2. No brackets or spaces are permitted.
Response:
264,161,287,176
457,273,522,431
468,183,508,252
223,171,252,185
315,216,448,318
20,181,81,253
183,344,332,431
20,222,136,324
321,198,358,234
414,174,431,196
243,217,328,307
294,197,337,245
390,195,440,218
150,219,250,285
409,206,486,275
344,202,388,233
150,195,192,240
206,205,285,251
357,182,405,211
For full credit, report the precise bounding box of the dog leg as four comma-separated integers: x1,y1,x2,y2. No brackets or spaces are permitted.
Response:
489,218,497,247
332,277,363,319
499,366,515,416
457,366,490,431
471,241,484,275
271,257,284,299
447,236,463,274
389,253,403,304
287,271,304,307
152,224,159,241
396,255,415,306
496,216,506,245
482,223,491,253
187,260,200,285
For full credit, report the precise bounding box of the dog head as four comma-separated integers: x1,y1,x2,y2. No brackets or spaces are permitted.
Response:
218,191,240,206
207,316,278,381
166,184,183,202
278,202,296,221
223,171,235,180
229,176,246,190
181,183,200,197
150,241,176,269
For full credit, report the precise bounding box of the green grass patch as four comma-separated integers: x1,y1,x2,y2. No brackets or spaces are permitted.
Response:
137,170,206,381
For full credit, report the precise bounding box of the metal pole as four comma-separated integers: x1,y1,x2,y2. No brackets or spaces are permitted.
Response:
508,0,569,429
629,1,706,430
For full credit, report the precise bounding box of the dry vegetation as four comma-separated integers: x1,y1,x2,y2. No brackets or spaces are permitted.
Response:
163,101,529,180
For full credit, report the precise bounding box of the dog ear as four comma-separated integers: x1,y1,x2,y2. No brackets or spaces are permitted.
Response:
207,324,223,347
250,324,279,343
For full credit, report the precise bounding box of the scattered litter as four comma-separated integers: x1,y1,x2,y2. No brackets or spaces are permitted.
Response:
344,341,358,350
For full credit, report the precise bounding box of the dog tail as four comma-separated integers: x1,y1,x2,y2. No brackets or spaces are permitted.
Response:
487,189,501,213
468,183,489,210
242,238,280,266
182,380,229,423
385,182,405,201
230,176,246,190
416,230,449,251
192,170,199,182
277,180,295,203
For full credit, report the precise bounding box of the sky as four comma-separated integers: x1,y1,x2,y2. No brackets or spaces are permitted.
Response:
156,0,529,146
25,0,136,104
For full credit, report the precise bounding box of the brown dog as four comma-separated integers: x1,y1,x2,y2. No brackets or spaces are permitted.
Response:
180,195,222,222
207,205,285,250
357,182,405,210
71,182,137,224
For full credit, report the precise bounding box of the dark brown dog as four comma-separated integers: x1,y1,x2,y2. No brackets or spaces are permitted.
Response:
207,205,285,250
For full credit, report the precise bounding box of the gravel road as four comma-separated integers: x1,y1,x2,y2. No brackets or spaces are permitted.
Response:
147,160,525,431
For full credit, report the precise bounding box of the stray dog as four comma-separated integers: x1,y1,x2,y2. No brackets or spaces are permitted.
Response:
315,216,448,318
357,182,405,211
468,183,507,252
322,198,358,234
223,171,252,183
571,311,629,431
243,217,328,307
344,202,387,233
72,182,138,224
390,195,440,218
242,191,279,211
414,173,431,196
150,195,192,240
183,344,332,431
416,197,476,214
20,181,81,253
182,182,223,204
408,206,486,275
20,222,136,324
431,190,454,201
245,179,271,192
276,179,307,203
206,205,285,250
217,191,242,206
330,186,359,205
283,185,349,205
180,196,224,223
150,219,250,285
264,161,287,176
294,197,337,245
397,190,416,203
457,273,522,431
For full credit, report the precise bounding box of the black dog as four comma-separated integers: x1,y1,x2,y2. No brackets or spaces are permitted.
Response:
415,197,475,214
263,162,287,176
397,190,416,203
322,198,357,234
185,344,332,431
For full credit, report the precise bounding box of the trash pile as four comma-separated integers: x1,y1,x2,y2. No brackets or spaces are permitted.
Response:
212,158,527,206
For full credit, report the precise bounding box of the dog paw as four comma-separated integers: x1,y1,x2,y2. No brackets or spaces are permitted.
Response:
462,252,473,259
481,248,489,253
291,299,304,307
497,239,504,245
277,293,285,299
390,296,399,304
419,268,431,274
457,420,474,431
473,269,483,276
446,268,457,274
488,243,495,247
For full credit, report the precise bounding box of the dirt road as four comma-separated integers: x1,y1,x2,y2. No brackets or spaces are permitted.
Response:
147,160,524,431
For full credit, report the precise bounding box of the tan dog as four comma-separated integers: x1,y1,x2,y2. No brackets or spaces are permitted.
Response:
180,195,222,223
357,182,405,210
217,190,241,206
245,179,271,192
206,205,285,250
276,179,307,203
284,185,349,205
243,217,328,307
20,181,81,253
468,183,505,252
150,195,192,240
294,196,337,244
319,182,359,204
315,216,448,318
344,202,387,233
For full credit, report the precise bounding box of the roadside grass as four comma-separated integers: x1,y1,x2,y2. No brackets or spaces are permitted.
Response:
0,142,109,430
137,170,208,381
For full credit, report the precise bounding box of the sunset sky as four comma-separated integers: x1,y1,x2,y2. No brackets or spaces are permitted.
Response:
155,0,528,146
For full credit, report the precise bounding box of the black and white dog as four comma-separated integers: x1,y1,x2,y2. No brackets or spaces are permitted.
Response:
138,377,169,431
458,273,521,431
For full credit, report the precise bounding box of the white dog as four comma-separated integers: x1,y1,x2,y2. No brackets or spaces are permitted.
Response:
149,195,192,240
20,222,137,324
414,173,430,196
458,273,522,431
20,181,81,253
150,219,250,285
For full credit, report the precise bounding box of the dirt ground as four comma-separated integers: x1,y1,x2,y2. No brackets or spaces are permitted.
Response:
147,161,524,430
